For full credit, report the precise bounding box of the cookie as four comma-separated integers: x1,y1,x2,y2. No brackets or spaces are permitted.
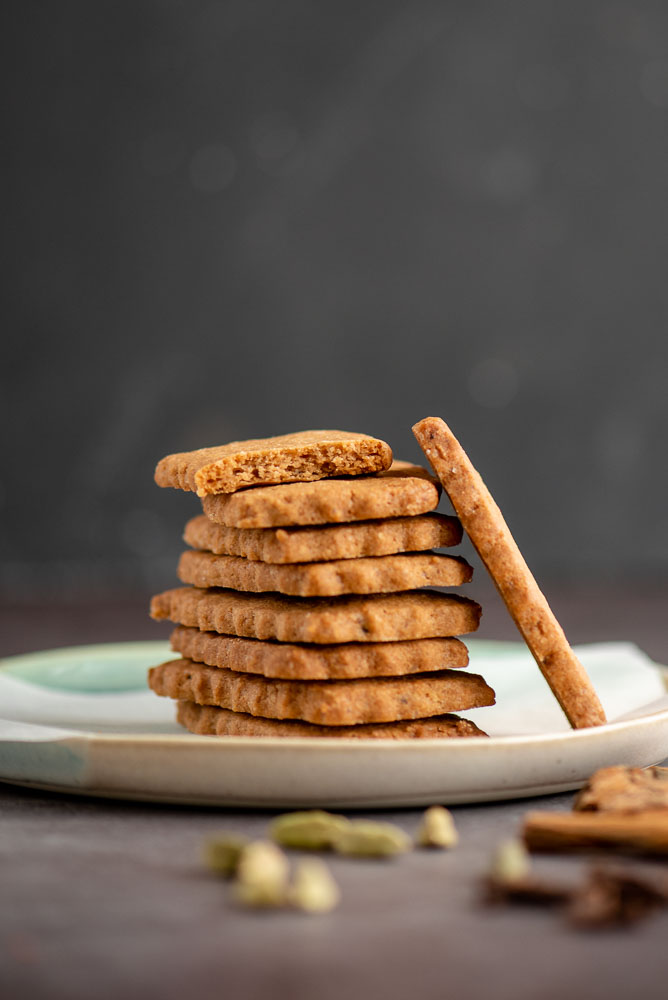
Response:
170,625,468,680
176,700,488,739
169,625,469,679
201,461,440,528
413,415,606,729
148,659,495,725
155,430,392,497
150,587,482,643
183,512,461,564
176,549,473,597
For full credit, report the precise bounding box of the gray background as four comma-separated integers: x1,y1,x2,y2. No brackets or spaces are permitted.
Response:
3,0,668,603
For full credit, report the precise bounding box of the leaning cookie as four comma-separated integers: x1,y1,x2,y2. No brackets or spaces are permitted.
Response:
413,416,606,729
155,429,392,496
176,701,489,739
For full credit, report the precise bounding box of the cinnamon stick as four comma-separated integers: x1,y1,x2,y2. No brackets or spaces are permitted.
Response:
523,810,668,855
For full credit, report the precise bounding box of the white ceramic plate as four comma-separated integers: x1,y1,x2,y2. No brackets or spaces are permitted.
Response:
0,640,667,808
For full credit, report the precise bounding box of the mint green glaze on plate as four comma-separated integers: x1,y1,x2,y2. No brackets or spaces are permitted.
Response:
0,642,172,693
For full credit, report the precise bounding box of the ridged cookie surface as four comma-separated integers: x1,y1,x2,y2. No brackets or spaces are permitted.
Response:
176,549,473,597
176,701,488,739
169,625,469,679
414,416,606,730
150,587,482,643
201,462,440,528
183,512,461,564
149,658,495,725
155,430,392,496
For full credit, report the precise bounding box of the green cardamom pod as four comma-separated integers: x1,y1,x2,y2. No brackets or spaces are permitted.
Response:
333,821,411,857
270,810,350,850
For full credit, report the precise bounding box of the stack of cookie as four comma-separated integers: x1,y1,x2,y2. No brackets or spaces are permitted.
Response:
148,430,495,739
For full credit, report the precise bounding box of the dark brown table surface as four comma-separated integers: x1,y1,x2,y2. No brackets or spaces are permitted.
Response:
2,584,668,1000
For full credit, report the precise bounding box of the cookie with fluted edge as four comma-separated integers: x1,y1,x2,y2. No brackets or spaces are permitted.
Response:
150,586,481,643
200,461,440,528
176,549,473,597
169,625,469,680
413,415,606,730
176,701,488,739
183,511,461,564
149,658,495,725
155,429,392,497
176,701,487,740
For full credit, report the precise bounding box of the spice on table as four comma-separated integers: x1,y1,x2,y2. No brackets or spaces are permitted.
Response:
290,858,340,913
483,837,572,906
522,809,668,856
416,806,458,848
203,833,248,877
574,765,668,813
566,865,668,929
270,810,350,850
489,838,531,882
487,765,668,928
333,820,411,858
234,841,290,907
